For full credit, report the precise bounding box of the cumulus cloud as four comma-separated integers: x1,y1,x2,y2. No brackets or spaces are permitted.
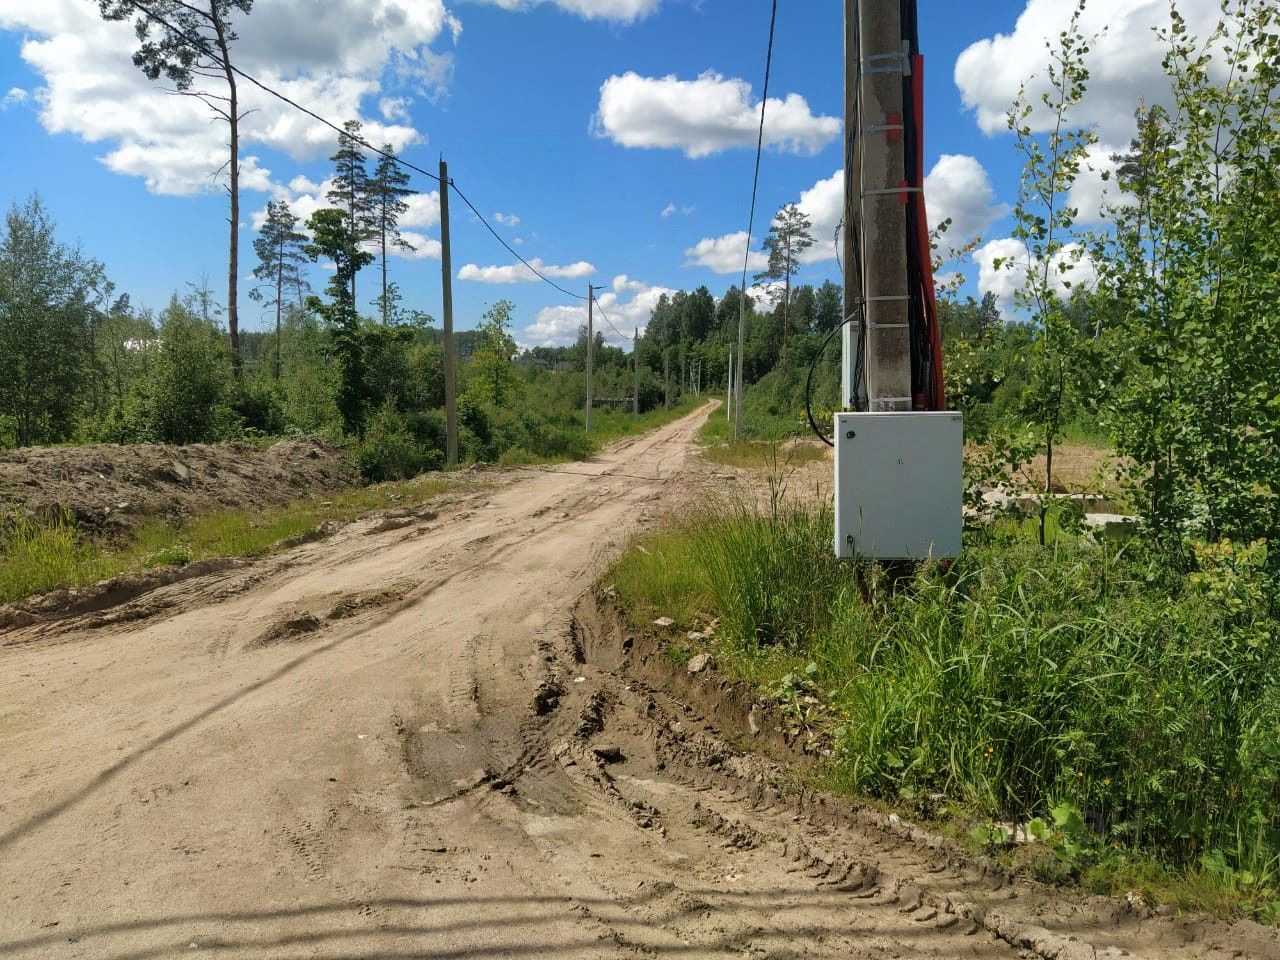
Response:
683,231,768,275
472,0,660,22
0,0,460,195
593,71,840,159
1,86,27,109
955,0,1224,143
686,155,1005,274
493,212,520,227
526,274,674,346
924,154,1010,252
975,236,1097,313
458,258,594,284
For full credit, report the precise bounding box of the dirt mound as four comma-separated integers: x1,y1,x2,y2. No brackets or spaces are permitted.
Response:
0,436,358,539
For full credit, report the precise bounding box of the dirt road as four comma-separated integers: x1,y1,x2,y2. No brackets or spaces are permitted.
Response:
0,405,1261,960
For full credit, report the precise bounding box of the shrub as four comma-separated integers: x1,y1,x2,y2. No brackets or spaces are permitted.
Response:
355,403,436,482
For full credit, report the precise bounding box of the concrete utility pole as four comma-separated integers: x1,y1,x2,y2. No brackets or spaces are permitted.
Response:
848,0,912,411
663,351,670,410
439,157,459,468
585,284,595,432
726,348,733,422
734,293,745,438
632,328,639,415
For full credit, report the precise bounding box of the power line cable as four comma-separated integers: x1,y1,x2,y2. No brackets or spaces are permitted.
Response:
738,0,778,303
449,181,586,300
733,0,778,439
119,0,588,302
590,293,629,342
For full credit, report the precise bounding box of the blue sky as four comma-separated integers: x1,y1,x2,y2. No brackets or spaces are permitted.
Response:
0,0,1212,346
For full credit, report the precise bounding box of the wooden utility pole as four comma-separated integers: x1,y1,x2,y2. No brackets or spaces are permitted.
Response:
632,328,639,415
585,284,595,432
850,0,911,411
439,157,459,467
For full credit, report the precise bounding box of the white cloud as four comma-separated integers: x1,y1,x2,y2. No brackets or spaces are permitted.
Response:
0,0,460,195
458,258,595,284
686,155,1005,275
1069,143,1127,225
493,211,520,227
955,0,1224,143
593,71,840,159
660,202,694,219
397,230,443,260
683,231,768,275
923,154,1010,253
1,86,27,109
472,0,660,22
661,202,677,219
526,274,673,346
795,169,843,264
975,237,1097,313
379,96,412,123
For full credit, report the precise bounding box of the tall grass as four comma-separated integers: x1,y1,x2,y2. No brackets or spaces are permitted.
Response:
611,500,1280,913
0,514,105,602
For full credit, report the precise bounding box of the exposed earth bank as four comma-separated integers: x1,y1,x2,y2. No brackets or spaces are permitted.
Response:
0,436,357,538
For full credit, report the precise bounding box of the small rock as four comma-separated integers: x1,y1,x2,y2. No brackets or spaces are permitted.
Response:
687,653,714,675
592,744,625,764
748,705,762,736
888,813,902,826
653,617,675,628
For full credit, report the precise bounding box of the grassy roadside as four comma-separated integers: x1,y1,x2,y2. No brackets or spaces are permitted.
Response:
496,398,702,468
0,475,459,606
697,413,830,470
608,496,1280,923
1,402,707,606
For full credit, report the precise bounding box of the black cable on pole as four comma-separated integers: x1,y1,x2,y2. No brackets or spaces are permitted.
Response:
119,0,590,303
805,311,861,447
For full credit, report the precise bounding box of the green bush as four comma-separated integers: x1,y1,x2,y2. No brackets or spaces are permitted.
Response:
355,403,440,482
228,378,286,436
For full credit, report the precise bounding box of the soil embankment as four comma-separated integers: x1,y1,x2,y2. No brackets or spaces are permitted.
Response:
0,437,357,538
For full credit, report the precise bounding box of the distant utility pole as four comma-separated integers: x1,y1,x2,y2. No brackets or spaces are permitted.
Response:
439,156,458,467
585,283,595,432
663,351,670,410
734,293,745,439
726,347,733,422
632,327,640,415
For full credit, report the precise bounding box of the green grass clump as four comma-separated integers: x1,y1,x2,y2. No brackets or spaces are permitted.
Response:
610,500,1280,919
0,475,457,606
0,515,106,602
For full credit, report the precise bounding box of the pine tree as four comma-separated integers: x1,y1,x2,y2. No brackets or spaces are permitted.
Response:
327,120,374,307
754,203,814,355
98,0,254,377
250,201,310,379
305,208,375,435
369,145,417,325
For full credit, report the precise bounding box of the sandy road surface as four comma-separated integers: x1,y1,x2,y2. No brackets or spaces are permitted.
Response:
0,404,1264,960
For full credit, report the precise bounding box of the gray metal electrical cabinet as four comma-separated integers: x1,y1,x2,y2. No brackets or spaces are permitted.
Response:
834,412,964,559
